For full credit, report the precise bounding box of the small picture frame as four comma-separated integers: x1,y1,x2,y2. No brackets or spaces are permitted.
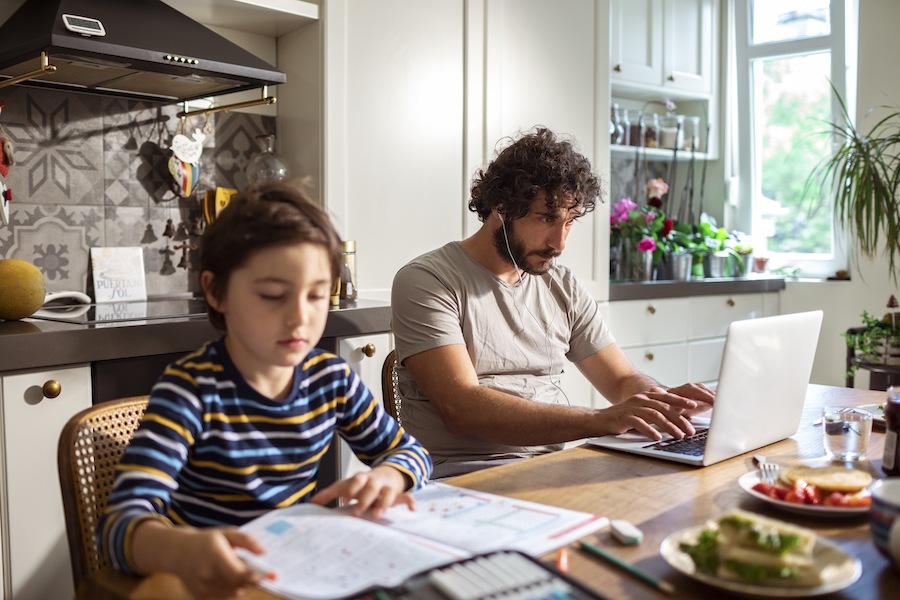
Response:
90,247,147,303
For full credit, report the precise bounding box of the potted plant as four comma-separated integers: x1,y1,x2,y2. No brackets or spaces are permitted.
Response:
844,309,900,374
807,83,900,281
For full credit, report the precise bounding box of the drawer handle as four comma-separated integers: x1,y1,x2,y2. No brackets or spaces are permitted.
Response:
42,379,62,399
726,298,736,307
667,73,675,81
646,305,656,315
613,63,622,72
361,343,376,358
644,352,654,362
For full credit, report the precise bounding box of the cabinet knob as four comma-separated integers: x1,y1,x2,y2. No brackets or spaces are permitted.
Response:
667,74,675,81
726,298,736,307
646,305,656,315
613,63,622,72
42,379,62,398
644,352,655,362
361,343,376,358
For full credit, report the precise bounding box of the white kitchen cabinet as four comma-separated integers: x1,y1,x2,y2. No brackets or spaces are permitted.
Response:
611,0,718,97
335,333,393,479
0,365,92,600
610,292,780,387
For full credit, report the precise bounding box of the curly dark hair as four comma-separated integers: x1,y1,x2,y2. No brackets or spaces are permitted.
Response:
468,127,603,221
200,180,343,332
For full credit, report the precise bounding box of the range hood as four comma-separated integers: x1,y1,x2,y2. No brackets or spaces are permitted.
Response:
0,0,286,103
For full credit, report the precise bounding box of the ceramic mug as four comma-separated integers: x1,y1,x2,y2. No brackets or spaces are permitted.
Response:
870,479,900,566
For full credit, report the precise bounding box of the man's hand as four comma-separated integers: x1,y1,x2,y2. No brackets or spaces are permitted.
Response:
310,466,414,518
595,385,714,441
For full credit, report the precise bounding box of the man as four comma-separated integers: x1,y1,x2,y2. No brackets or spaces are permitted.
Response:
391,127,715,478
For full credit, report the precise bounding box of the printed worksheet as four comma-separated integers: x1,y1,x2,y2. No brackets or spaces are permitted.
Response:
238,482,607,600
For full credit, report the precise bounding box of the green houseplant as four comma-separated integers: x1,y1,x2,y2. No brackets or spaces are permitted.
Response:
808,83,900,281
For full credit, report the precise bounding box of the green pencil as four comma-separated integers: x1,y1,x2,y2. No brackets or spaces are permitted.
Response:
579,540,675,595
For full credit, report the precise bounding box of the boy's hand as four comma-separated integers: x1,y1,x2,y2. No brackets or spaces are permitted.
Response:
132,521,268,599
310,466,415,518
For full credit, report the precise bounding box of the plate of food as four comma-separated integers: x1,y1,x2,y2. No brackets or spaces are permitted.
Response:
661,509,862,598
738,465,872,516
857,403,886,426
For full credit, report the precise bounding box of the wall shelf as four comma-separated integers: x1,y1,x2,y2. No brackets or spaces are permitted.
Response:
611,145,710,161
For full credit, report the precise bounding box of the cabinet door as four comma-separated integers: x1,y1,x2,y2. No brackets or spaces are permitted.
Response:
621,342,690,386
689,337,726,383
1,365,91,600
689,294,765,340
607,298,691,346
663,0,716,95
610,0,663,87
336,333,392,479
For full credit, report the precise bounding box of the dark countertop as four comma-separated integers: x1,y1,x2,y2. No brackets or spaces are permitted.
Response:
0,299,391,373
609,275,786,300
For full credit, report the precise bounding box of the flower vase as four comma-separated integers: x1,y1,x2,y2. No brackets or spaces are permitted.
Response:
624,247,654,281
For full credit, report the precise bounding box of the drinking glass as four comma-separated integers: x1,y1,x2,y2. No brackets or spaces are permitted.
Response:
822,406,873,461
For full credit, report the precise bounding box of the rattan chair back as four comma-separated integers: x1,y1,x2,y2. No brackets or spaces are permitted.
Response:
381,350,401,425
57,395,148,589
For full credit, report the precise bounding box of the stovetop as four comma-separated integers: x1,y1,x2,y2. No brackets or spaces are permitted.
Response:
30,298,208,325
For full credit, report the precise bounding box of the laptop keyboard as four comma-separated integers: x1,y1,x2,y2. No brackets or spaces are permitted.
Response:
643,428,709,456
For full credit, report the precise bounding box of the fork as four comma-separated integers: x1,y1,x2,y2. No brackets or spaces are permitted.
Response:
754,456,779,485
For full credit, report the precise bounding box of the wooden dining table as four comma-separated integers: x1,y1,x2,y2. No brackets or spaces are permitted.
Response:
78,383,900,599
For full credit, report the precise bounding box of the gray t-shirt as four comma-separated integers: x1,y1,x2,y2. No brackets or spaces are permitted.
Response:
391,242,615,475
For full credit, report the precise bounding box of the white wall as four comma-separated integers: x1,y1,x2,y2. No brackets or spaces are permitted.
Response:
781,0,900,388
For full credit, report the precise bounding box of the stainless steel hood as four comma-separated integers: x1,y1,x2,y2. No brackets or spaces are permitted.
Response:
0,0,286,103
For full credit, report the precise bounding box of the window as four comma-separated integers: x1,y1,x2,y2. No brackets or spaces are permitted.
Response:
733,0,857,278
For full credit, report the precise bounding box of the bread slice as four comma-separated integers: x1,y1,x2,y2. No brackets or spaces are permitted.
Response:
778,465,872,493
714,509,821,587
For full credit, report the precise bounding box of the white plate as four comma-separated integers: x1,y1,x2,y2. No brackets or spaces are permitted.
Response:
661,525,862,598
737,472,870,517
858,403,886,426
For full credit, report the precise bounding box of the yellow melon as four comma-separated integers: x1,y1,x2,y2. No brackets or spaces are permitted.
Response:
0,259,45,320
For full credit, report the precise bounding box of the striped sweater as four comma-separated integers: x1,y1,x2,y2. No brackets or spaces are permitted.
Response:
97,340,432,573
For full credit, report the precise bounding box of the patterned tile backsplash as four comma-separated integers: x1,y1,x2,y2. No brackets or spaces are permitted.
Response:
0,86,275,297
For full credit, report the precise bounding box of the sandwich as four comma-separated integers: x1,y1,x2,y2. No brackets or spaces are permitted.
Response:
680,509,820,587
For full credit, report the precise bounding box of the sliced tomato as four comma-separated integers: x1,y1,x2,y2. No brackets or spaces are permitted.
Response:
823,492,848,507
844,494,872,508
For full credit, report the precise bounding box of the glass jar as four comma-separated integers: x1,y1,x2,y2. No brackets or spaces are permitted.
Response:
658,114,684,150
884,386,900,476
246,134,290,186
626,110,645,147
683,116,702,151
644,113,659,148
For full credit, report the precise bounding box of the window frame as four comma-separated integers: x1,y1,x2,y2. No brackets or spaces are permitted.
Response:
733,0,857,279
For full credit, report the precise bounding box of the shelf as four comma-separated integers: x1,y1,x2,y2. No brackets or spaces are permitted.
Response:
163,0,319,37
611,145,710,161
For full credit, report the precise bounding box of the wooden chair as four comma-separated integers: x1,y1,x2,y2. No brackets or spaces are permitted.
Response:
57,395,149,590
381,350,401,425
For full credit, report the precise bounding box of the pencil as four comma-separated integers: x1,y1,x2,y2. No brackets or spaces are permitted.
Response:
556,547,570,573
579,541,674,595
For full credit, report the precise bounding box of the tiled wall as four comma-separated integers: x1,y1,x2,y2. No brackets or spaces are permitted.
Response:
609,153,668,206
0,86,275,297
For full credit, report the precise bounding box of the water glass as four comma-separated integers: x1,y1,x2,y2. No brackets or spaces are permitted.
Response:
822,406,873,461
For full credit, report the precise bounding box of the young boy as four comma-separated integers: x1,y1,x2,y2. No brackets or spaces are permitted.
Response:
98,182,432,599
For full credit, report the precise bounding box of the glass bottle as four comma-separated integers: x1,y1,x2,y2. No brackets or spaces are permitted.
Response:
246,134,290,186
883,386,900,476
610,104,624,145
627,110,645,147
340,240,358,302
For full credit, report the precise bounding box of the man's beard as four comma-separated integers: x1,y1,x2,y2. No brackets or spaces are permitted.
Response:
493,220,560,275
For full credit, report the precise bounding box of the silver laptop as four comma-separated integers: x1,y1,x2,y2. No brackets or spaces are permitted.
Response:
587,310,824,466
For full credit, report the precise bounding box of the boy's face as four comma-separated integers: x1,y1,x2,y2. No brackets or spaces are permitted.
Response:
202,242,332,394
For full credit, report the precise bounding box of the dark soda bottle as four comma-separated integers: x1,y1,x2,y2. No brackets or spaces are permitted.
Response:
883,386,900,476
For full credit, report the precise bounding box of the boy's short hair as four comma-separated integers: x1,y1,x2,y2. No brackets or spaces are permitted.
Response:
200,181,343,331
468,126,603,222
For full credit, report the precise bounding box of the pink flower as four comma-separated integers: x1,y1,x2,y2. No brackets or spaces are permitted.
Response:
643,211,656,224
643,178,669,200
612,197,636,223
638,237,657,252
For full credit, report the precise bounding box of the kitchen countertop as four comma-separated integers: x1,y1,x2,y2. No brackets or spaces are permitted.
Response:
609,274,786,300
0,299,391,373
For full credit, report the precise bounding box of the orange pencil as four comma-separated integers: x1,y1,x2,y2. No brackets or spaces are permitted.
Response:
556,547,570,573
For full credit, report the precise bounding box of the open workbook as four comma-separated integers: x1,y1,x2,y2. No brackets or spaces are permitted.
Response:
237,481,608,600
